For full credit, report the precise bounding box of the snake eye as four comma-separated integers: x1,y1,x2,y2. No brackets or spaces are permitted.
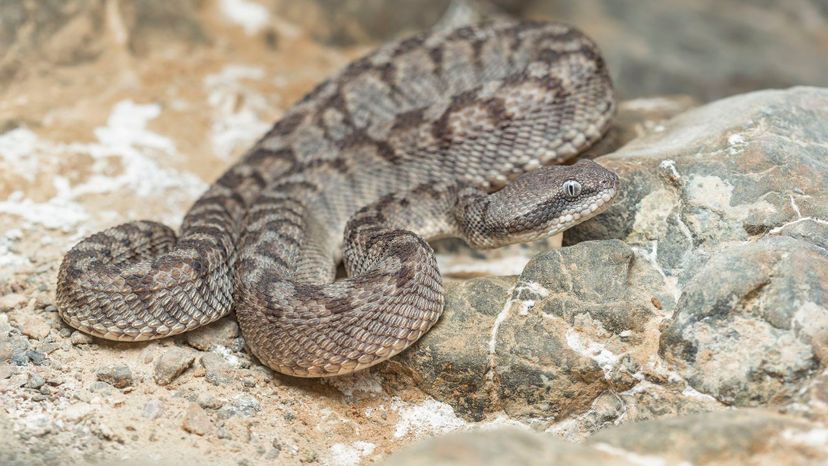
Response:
563,180,582,198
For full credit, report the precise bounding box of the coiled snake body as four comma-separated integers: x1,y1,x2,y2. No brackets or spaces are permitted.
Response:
57,21,618,377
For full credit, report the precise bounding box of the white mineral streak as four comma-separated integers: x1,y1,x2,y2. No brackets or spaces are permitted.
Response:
565,329,619,378
204,65,274,160
392,398,465,439
0,100,206,231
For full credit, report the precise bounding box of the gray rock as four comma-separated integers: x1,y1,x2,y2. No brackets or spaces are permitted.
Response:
523,1,828,100
381,428,633,466
88,381,115,396
396,240,669,424
25,372,45,389
586,409,826,465
660,236,826,405
142,399,164,419
392,276,514,421
217,394,261,420
185,317,240,351
95,364,134,389
153,347,195,386
384,409,828,465
571,87,828,406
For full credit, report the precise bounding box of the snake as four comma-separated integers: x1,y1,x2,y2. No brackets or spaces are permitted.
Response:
56,21,618,377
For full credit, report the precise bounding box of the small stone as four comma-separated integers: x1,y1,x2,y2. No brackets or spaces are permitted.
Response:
197,393,224,410
142,399,164,419
89,381,115,395
26,350,47,365
26,372,45,389
182,403,213,436
218,393,261,419
0,293,27,312
11,351,30,366
154,347,195,385
185,317,239,351
18,314,50,340
96,364,133,389
70,331,94,345
201,352,233,385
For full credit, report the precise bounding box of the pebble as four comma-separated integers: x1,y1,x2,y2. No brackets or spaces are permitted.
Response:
18,314,50,340
96,364,134,389
27,350,47,365
89,380,115,395
0,293,27,311
154,347,195,385
201,352,232,385
11,349,47,366
197,393,224,410
70,331,94,345
218,394,261,419
142,399,164,419
26,372,45,389
185,318,240,351
182,403,213,436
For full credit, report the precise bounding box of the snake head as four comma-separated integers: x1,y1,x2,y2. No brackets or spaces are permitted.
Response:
463,159,619,248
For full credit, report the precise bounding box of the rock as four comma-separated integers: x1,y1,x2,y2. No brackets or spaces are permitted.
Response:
661,236,826,405
0,335,28,363
381,428,633,466
392,276,514,421
25,372,45,389
88,381,115,396
217,394,261,420
570,87,828,407
386,409,828,465
95,364,134,389
395,240,669,424
200,352,233,386
0,293,27,311
181,403,213,436
586,409,828,464
142,399,164,420
11,349,46,367
197,393,224,410
69,331,94,345
153,347,195,386
16,313,50,340
523,1,828,100
185,317,240,351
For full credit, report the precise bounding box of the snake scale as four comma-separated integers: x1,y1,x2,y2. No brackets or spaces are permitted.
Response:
56,21,618,377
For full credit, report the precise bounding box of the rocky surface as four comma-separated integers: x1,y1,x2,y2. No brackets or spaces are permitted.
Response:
1,1,827,465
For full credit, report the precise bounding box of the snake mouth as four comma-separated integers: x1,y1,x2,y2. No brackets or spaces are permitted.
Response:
546,186,618,236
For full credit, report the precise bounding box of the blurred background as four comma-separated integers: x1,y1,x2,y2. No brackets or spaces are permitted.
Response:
2,0,827,103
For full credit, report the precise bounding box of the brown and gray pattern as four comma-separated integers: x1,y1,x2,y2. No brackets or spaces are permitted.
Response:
56,21,618,377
